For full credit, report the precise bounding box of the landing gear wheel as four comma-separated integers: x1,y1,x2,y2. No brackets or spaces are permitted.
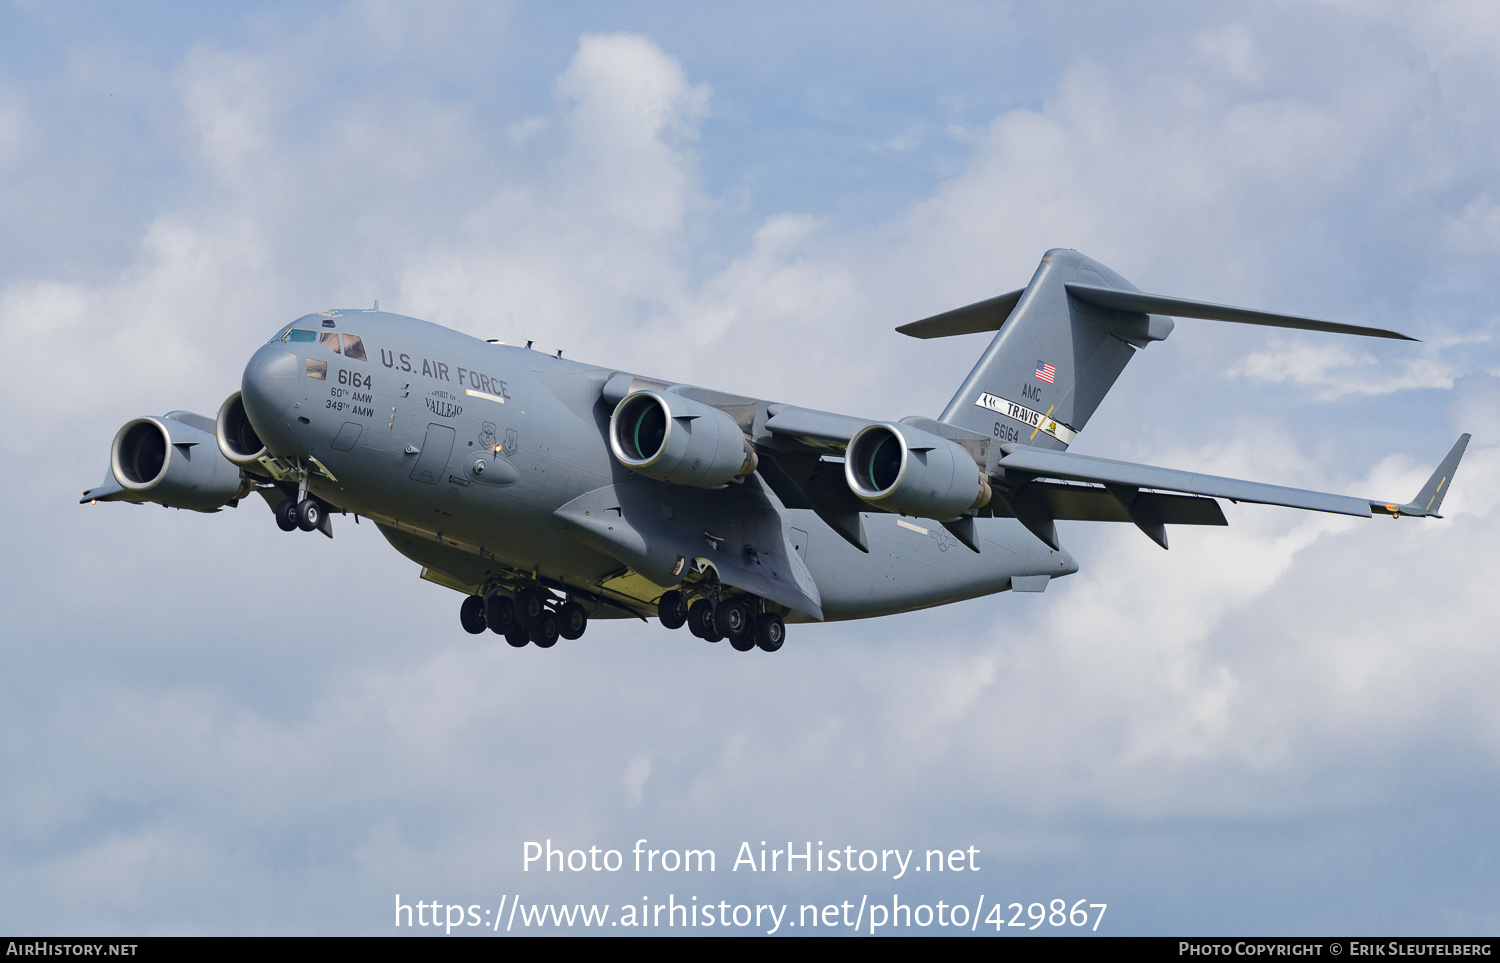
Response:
688,600,718,642
484,595,516,635
275,498,298,532
531,613,559,648
754,613,785,652
557,601,588,640
504,625,530,648
728,615,757,651
513,587,546,628
295,497,321,532
657,590,688,630
715,599,752,642
459,595,486,635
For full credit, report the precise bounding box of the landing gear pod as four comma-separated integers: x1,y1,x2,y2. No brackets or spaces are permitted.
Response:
216,391,267,466
845,422,991,520
609,390,758,489
111,415,245,512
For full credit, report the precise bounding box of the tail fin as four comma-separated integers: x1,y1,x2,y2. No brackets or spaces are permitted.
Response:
906,249,1416,453
921,249,1166,450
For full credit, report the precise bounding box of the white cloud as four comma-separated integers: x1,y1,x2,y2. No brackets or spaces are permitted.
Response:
1229,341,1460,399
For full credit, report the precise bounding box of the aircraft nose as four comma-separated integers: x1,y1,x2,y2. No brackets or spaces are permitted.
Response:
240,342,301,435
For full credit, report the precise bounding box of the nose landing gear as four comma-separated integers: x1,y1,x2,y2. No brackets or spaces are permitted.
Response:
295,498,322,532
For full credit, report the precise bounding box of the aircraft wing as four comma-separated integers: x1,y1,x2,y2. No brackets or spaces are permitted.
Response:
759,405,900,552
995,434,1470,520
995,446,1371,517
621,382,1468,556
762,404,869,452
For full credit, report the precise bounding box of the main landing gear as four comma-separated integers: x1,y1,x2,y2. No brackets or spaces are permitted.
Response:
274,496,329,535
659,589,785,653
459,588,589,649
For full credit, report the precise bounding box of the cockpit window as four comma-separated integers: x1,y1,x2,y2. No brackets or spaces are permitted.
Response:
282,326,367,360
270,323,294,343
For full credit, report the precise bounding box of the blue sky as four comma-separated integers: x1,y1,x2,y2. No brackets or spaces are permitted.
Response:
3,1,1500,935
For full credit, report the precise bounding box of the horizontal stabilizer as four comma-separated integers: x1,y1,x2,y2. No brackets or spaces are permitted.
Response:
897,288,1025,339
1373,433,1471,518
1064,283,1418,342
996,445,1374,517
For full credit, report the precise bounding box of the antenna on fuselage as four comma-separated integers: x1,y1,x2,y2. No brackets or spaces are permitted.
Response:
526,340,534,349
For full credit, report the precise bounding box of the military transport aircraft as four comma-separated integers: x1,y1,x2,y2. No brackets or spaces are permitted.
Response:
83,249,1469,652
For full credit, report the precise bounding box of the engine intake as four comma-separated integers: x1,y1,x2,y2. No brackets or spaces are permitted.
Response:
845,422,991,519
609,390,757,489
216,391,268,466
112,415,245,511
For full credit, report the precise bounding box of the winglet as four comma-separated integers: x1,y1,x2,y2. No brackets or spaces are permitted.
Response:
1372,434,1471,518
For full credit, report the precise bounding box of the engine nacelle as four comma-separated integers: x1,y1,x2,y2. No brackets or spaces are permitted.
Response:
845,422,991,519
111,414,245,511
216,390,268,466
609,390,757,489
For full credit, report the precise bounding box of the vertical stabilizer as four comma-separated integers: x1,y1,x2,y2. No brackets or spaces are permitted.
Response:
935,249,1172,450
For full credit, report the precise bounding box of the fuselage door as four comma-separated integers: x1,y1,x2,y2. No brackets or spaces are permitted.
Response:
410,423,457,484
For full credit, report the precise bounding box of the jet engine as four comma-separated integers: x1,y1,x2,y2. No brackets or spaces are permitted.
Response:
844,422,991,519
111,414,246,511
215,390,268,466
609,390,758,489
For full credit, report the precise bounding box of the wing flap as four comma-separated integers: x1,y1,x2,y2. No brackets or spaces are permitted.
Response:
994,482,1228,526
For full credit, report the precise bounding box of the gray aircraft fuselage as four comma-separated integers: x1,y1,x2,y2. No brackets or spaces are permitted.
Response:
240,310,1076,623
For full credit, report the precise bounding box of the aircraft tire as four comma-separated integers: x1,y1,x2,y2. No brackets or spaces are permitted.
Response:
531,613,560,648
503,624,530,648
657,590,688,630
460,595,487,635
513,587,546,628
274,498,298,532
295,497,321,532
557,601,588,640
754,613,785,653
714,599,752,641
687,600,716,641
484,594,516,634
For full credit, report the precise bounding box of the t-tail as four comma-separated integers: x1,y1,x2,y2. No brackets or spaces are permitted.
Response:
895,249,1452,552
900,248,1415,452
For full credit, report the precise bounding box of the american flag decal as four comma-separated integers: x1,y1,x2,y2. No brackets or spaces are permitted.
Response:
1035,360,1056,384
